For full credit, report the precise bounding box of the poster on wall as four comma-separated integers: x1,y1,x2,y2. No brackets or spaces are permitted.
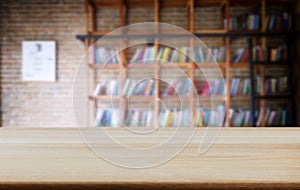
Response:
22,41,56,81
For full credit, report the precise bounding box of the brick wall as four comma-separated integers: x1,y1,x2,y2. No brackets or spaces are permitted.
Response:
0,0,298,127
1,0,85,127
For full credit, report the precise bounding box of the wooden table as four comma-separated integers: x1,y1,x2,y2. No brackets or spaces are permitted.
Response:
0,128,299,189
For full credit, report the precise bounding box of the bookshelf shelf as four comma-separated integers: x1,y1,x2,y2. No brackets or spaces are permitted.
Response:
124,95,155,100
127,64,155,68
195,63,226,68
161,95,190,99
254,95,290,99
194,29,227,34
230,95,250,98
160,63,189,68
228,30,262,34
252,61,288,65
88,64,120,69
78,0,299,128
76,31,299,42
196,95,226,100
230,62,249,68
89,95,121,100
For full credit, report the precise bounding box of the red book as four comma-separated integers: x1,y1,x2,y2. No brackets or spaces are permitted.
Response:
242,49,249,62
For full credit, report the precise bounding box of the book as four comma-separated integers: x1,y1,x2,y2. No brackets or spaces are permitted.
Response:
94,109,122,127
130,46,156,64
194,106,225,127
199,79,225,95
230,108,253,127
230,78,251,96
123,109,153,127
95,47,121,64
225,14,260,30
94,80,119,96
256,76,287,95
266,12,292,30
162,79,191,96
123,79,155,96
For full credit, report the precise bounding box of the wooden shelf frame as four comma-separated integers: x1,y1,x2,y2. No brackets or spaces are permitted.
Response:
80,0,299,128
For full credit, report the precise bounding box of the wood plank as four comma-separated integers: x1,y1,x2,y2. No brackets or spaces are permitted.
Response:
84,0,89,34
91,5,96,32
88,63,120,69
194,0,225,7
194,29,227,34
154,0,159,23
0,128,299,186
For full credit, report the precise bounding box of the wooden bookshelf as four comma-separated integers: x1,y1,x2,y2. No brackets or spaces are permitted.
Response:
78,0,299,128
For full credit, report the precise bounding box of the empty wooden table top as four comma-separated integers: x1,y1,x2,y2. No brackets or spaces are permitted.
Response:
0,127,299,189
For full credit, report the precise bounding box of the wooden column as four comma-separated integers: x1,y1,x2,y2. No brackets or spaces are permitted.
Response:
154,0,160,128
84,0,91,127
260,0,266,127
188,0,195,127
225,0,231,127
119,0,127,126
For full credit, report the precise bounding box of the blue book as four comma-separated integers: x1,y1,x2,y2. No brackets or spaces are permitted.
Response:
105,110,111,126
193,48,200,62
217,80,225,95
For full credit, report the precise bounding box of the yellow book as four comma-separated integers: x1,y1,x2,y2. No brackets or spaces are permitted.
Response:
194,109,198,126
162,47,171,62
165,111,173,127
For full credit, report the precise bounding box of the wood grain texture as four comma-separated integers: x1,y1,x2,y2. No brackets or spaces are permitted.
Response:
0,128,299,189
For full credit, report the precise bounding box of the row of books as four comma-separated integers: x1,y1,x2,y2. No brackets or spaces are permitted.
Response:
93,79,225,96
252,45,287,62
231,48,249,63
257,107,289,126
229,108,252,127
95,47,121,64
194,105,225,127
123,79,155,96
230,78,251,95
124,110,152,127
256,76,287,95
225,13,293,31
232,45,287,63
158,108,191,127
95,45,286,65
93,79,155,96
198,79,226,95
268,46,288,62
225,14,260,30
94,109,119,127
159,106,225,127
94,108,189,127
94,106,225,127
130,46,156,64
162,79,192,96
131,46,226,63
195,46,225,63
110,46,227,65
229,108,290,126
94,80,119,96
93,77,286,97
94,107,290,127
265,12,292,30
157,47,190,63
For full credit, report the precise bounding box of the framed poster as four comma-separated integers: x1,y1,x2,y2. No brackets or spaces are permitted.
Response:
22,41,56,81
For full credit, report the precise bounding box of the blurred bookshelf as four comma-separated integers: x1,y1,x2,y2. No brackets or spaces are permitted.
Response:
76,0,299,127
